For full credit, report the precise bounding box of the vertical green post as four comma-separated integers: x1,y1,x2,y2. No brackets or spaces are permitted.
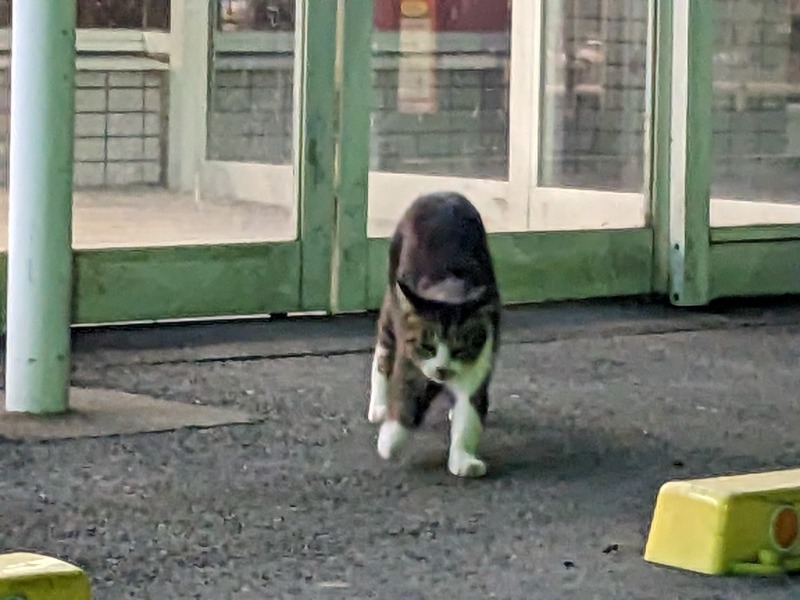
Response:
332,0,373,312
650,0,672,293
5,1,76,413
667,0,712,306
294,0,338,311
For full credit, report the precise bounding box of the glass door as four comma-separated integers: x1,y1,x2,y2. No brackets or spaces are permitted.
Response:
0,0,339,325
706,0,800,299
357,0,656,309
665,0,800,304
709,0,800,234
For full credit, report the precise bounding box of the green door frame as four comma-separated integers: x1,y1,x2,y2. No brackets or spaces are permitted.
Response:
659,0,800,305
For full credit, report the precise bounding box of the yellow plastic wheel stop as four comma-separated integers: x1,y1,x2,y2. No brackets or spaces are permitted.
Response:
644,468,800,575
0,553,91,600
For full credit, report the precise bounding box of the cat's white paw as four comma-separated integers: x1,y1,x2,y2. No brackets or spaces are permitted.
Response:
448,454,487,478
367,400,387,423
377,420,409,460
448,452,487,478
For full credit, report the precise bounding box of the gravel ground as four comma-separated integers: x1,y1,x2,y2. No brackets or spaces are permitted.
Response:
2,303,800,599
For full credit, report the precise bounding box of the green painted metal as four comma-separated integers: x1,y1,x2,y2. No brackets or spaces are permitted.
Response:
367,230,654,309
711,226,800,243
332,0,372,312
669,0,712,306
0,252,6,327
71,243,301,324
709,241,800,299
294,0,338,311
0,242,300,327
650,0,672,294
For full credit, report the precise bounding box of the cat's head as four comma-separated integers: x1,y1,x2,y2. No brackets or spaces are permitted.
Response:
395,276,494,383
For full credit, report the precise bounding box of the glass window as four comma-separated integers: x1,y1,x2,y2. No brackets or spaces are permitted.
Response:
539,0,649,193
207,1,295,164
369,0,511,180
711,0,800,204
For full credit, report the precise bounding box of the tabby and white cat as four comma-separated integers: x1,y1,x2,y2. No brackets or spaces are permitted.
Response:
367,192,501,478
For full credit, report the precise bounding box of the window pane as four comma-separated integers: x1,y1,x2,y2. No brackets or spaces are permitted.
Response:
370,0,511,180
207,1,294,163
0,0,298,250
711,0,800,204
203,1,297,244
539,0,649,192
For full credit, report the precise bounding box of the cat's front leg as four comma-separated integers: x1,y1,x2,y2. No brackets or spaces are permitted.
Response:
377,418,410,460
447,382,489,478
377,365,439,461
368,345,390,423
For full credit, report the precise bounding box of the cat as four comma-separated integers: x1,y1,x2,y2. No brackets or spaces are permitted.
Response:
367,191,501,478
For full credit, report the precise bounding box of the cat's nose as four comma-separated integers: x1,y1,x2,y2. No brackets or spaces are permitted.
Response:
435,367,454,381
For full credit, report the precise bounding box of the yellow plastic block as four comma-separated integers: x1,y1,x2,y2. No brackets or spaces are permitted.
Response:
644,468,800,575
0,552,91,600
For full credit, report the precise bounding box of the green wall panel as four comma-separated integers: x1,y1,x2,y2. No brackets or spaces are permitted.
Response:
71,242,301,324
367,229,654,309
709,241,800,300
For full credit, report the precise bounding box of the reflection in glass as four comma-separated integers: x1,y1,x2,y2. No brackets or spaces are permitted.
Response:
0,1,172,29
207,1,294,164
0,0,298,250
712,0,800,204
539,0,649,192
200,0,297,246
370,0,511,180
217,0,294,31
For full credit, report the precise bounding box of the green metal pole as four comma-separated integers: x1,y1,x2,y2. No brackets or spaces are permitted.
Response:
294,0,338,311
5,1,76,413
650,0,673,294
332,0,373,312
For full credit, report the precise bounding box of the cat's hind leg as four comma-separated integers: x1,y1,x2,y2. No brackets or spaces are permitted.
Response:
368,293,395,423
